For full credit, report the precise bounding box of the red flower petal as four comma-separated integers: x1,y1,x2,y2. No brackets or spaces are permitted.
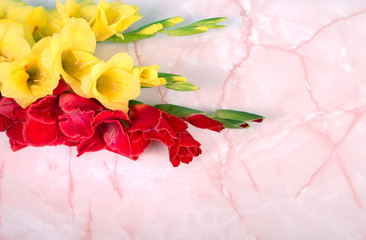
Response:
6,122,27,144
77,130,107,157
143,128,176,146
9,139,28,152
129,104,161,131
100,121,131,155
28,95,58,123
162,112,188,133
93,110,130,125
23,119,59,146
0,97,19,119
130,138,151,157
59,93,103,113
183,114,224,132
0,115,14,132
53,78,71,95
252,118,264,123
168,131,201,167
58,111,94,138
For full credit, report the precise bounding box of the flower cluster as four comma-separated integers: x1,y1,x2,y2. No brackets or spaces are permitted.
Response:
0,0,167,112
0,0,264,167
0,81,202,167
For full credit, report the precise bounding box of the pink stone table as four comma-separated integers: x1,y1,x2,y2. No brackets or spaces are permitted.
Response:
2,0,366,239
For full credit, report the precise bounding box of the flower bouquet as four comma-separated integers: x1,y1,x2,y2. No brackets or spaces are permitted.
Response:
0,0,264,167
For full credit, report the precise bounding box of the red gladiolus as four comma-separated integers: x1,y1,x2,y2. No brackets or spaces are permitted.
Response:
128,104,201,166
24,93,103,147
0,97,20,132
129,104,187,146
5,104,29,151
77,110,131,157
169,131,202,167
183,114,224,132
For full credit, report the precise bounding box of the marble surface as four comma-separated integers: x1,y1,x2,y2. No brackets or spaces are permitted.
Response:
1,0,366,239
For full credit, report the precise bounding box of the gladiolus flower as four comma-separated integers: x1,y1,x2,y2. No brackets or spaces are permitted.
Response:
7,5,48,45
52,17,100,97
128,103,201,166
0,37,60,108
86,0,142,41
133,64,167,88
77,110,131,157
81,52,140,113
0,0,26,19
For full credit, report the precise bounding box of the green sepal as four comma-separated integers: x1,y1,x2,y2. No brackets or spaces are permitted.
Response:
154,104,204,118
159,26,208,36
131,17,184,33
103,33,156,43
209,109,264,122
164,82,199,91
211,118,249,129
158,72,187,83
188,17,227,27
204,24,226,29
129,100,143,107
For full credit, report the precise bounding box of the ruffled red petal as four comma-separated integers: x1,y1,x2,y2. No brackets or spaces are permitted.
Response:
58,111,94,138
77,130,106,156
129,104,161,131
100,121,131,155
52,78,71,95
0,115,14,132
6,122,27,145
0,97,19,119
9,139,28,152
59,93,103,113
28,95,58,123
162,112,188,133
93,110,130,125
23,119,59,146
183,114,224,132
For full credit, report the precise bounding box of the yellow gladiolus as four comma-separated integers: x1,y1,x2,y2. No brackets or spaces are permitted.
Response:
81,53,140,112
46,0,95,37
52,17,100,97
0,20,31,63
87,0,142,41
55,0,95,21
7,5,48,45
0,0,25,19
133,65,167,88
0,37,60,108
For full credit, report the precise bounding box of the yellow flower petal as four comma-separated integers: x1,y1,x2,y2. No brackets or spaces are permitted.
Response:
0,37,60,107
134,64,167,87
58,49,100,97
7,5,48,45
80,52,140,112
0,20,30,63
90,0,142,41
58,17,96,53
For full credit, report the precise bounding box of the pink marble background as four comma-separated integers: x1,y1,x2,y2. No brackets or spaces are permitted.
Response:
1,0,366,239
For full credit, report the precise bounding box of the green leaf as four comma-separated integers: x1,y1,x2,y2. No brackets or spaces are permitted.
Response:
164,82,199,91
210,109,264,122
154,104,204,118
